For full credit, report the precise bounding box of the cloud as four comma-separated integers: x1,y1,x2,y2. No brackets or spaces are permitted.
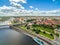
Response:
0,5,60,16
0,5,19,13
29,6,34,9
35,8,39,11
0,5,16,10
10,2,25,9
10,0,27,3
0,0,60,16
9,0,25,9
0,5,12,10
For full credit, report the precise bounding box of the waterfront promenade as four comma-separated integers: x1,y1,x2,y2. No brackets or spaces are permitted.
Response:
0,19,59,45
10,25,58,45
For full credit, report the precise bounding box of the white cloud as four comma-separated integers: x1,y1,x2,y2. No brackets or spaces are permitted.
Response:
9,0,25,9
0,5,60,16
10,2,25,9
10,0,27,3
29,6,34,9
0,5,17,10
0,6,60,16
0,0,60,16
35,8,39,10
0,5,18,13
0,5,12,10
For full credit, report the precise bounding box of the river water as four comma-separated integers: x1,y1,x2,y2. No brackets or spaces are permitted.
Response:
0,26,38,45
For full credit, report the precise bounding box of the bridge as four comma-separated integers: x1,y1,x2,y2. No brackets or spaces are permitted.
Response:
0,18,16,28
0,19,26,29
0,17,21,26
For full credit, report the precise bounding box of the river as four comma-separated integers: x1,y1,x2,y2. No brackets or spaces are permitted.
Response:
0,26,38,45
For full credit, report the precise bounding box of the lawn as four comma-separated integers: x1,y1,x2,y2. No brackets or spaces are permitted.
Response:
19,25,26,30
19,25,54,39
39,32,54,39
32,24,54,34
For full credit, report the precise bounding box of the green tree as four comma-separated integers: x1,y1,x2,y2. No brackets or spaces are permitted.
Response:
32,28,36,31
43,31,46,34
50,34,53,36
55,33,59,37
27,26,30,29
35,29,40,34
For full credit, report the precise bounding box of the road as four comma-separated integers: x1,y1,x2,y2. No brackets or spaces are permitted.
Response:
54,35,60,45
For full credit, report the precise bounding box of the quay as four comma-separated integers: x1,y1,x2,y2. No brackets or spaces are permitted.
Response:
10,25,53,45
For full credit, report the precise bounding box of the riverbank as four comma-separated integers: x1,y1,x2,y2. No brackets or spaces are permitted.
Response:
10,25,53,45
0,26,38,45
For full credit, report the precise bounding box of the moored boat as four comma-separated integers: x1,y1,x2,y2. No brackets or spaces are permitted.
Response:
33,37,45,45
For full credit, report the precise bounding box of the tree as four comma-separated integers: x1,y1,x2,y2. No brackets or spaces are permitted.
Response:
43,31,46,34
55,33,59,37
27,26,30,29
25,24,27,27
32,28,36,31
50,34,53,36
35,29,40,34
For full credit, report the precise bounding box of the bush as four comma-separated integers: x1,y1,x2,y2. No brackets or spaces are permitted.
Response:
26,19,36,22
43,31,46,34
32,29,36,31
35,29,40,34
55,33,59,37
26,26,30,29
50,34,53,36
25,24,27,27
35,31,39,34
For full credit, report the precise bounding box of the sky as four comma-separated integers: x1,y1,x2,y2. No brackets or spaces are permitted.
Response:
0,0,60,16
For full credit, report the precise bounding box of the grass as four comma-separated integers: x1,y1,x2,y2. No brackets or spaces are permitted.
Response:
32,25,54,39
19,25,54,39
19,25,26,29
32,25,54,34
39,32,54,39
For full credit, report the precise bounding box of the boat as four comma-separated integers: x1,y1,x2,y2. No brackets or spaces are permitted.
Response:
33,37,45,45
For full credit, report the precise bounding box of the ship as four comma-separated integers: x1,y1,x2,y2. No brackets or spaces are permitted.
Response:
33,37,45,45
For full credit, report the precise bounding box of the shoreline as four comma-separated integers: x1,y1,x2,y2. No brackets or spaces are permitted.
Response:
10,25,53,45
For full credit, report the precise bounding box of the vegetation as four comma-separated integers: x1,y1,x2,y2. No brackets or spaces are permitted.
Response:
55,33,59,37
0,17,10,21
12,17,60,40
56,25,60,28
12,20,20,24
19,24,54,39
26,19,36,22
39,32,54,39
32,28,54,39
32,29,40,34
32,24,54,34
26,26,30,29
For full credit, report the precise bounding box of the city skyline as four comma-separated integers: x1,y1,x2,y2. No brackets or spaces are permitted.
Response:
0,0,60,16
